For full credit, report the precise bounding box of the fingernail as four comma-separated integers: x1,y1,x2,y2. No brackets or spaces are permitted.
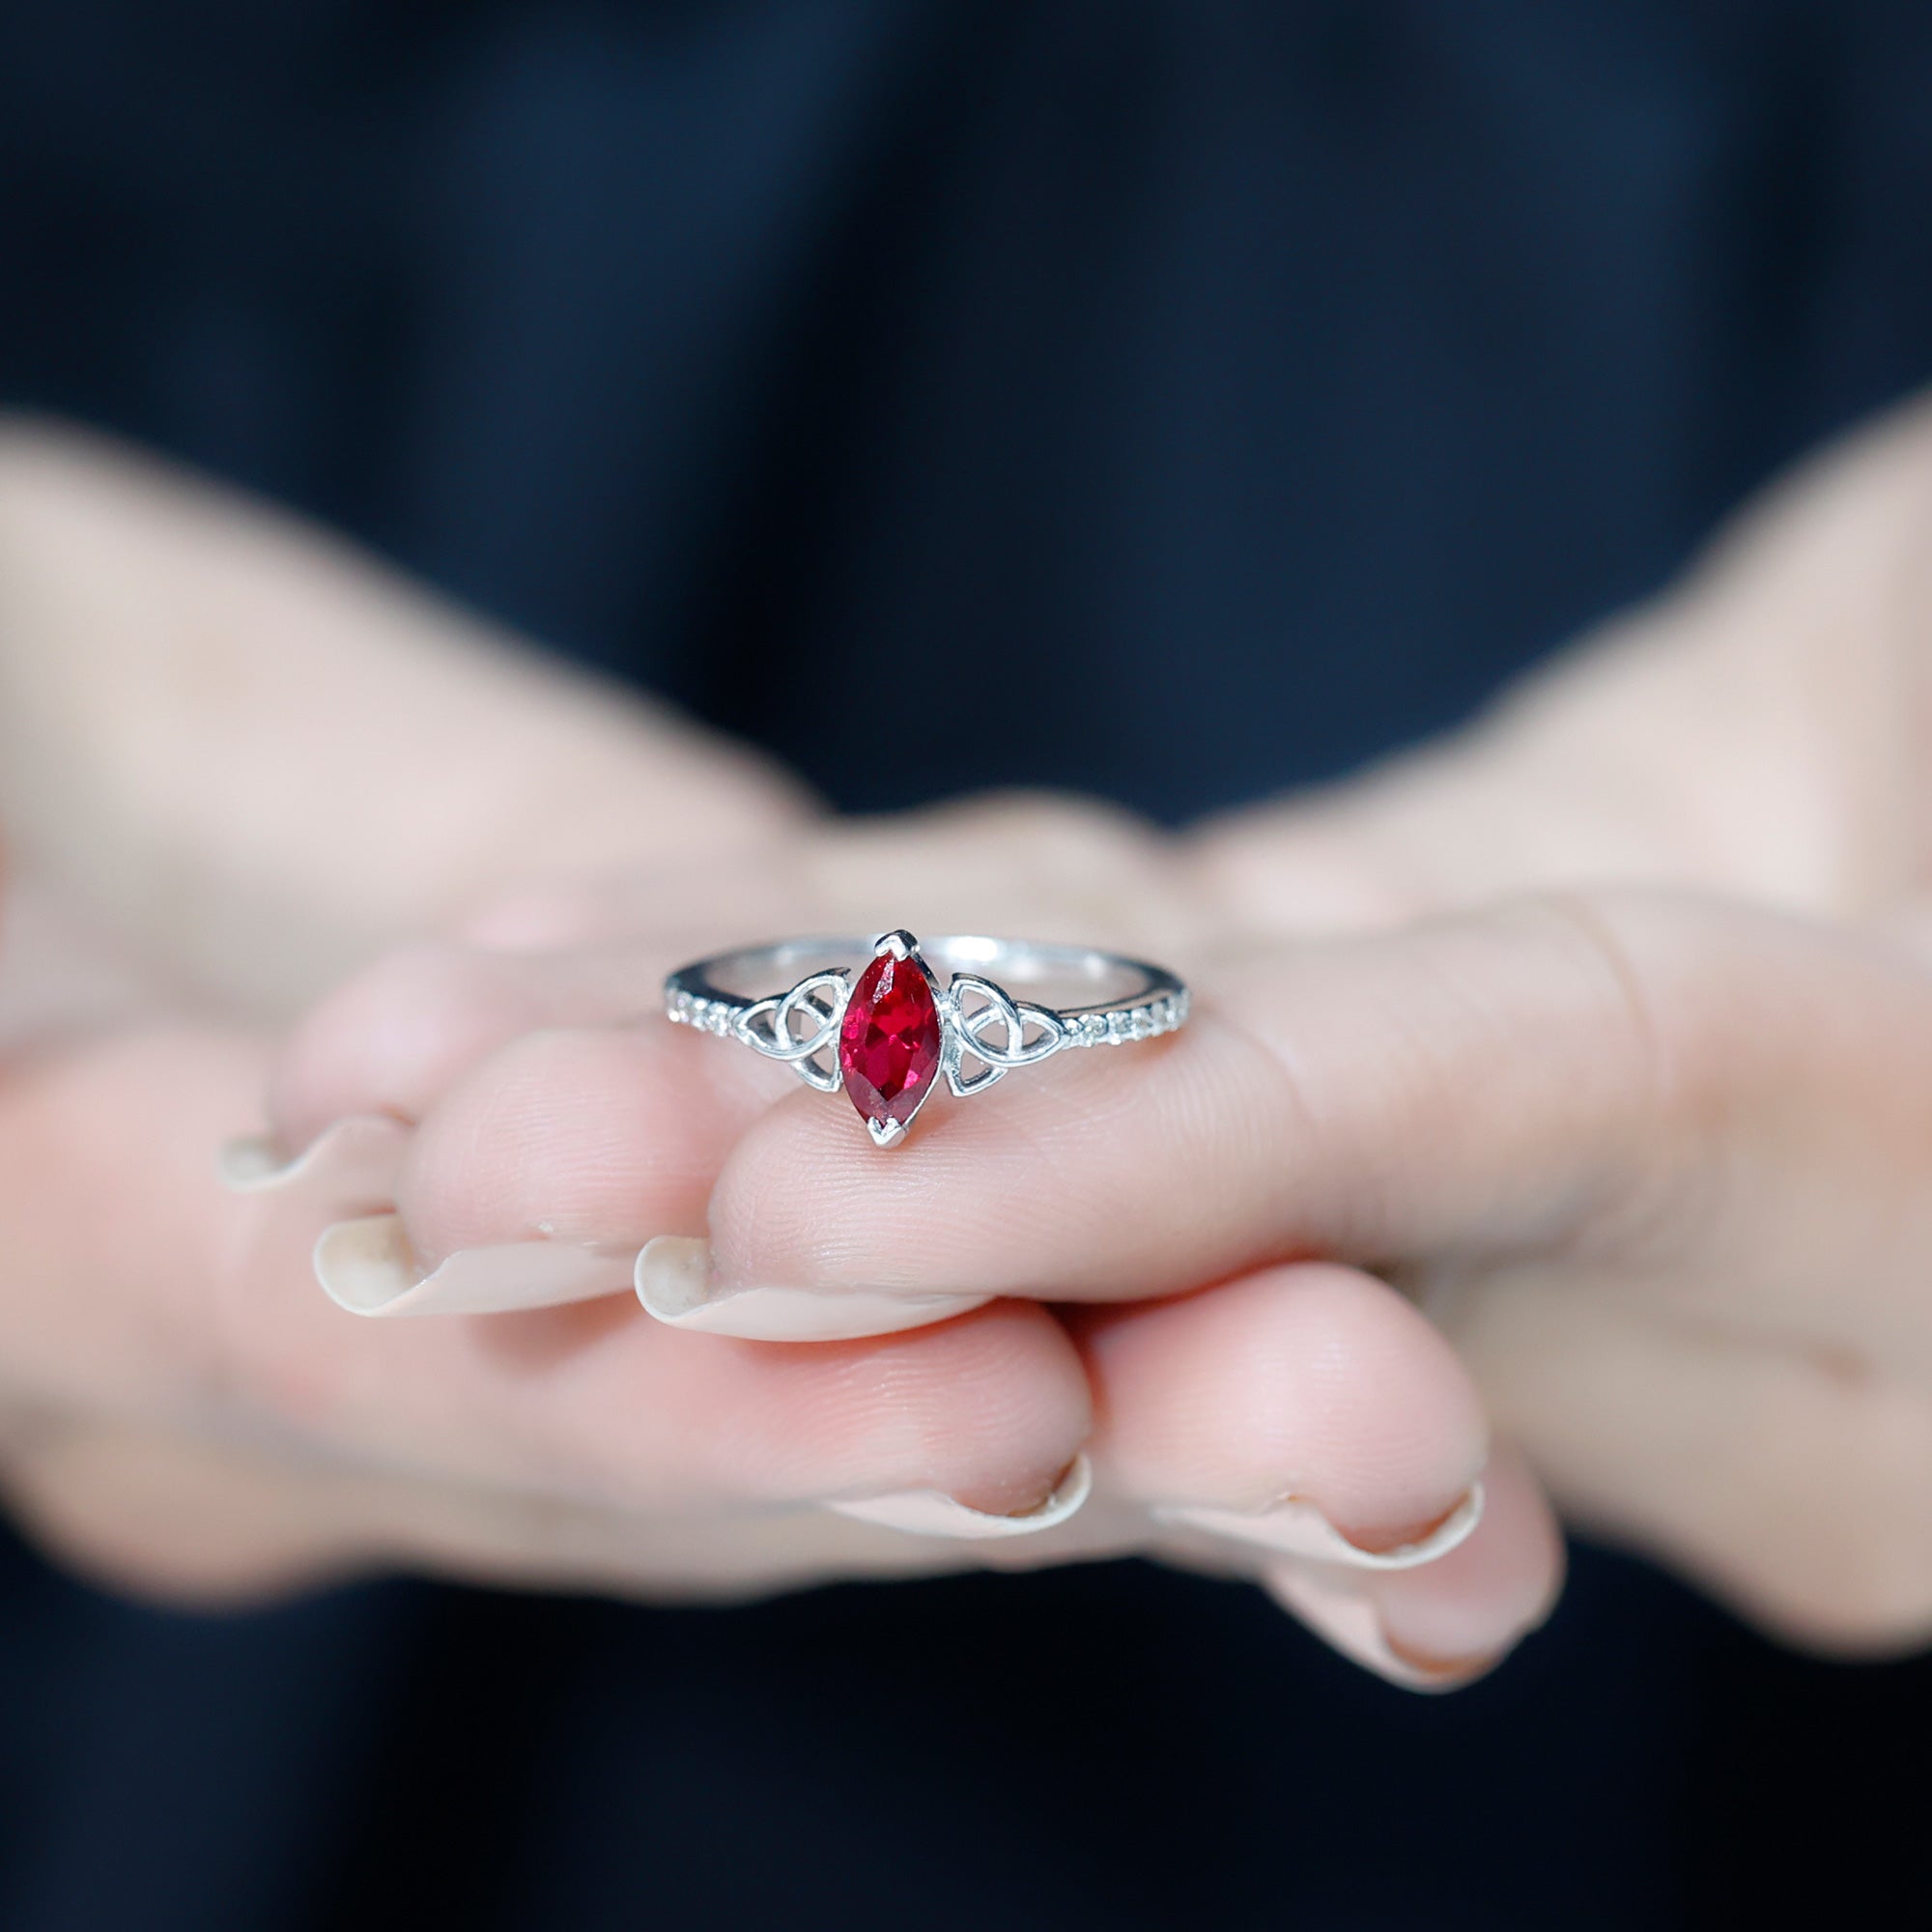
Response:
1264,1562,1501,1694
635,1236,994,1342
826,1454,1093,1541
1157,1483,1484,1571
217,1115,408,1203
1374,1542,1560,1674
314,1214,635,1316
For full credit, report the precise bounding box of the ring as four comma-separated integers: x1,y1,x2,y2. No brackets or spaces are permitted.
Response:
665,929,1191,1148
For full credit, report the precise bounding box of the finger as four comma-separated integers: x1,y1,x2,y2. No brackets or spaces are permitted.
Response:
1076,1263,1487,1558
337,1007,990,1331
1262,1444,1562,1691
688,895,1657,1333
241,1285,1096,1535
301,1020,786,1316
0,1026,1095,1540
216,1112,412,1208
262,937,717,1155
321,1020,773,1306
241,945,790,1312
0,1414,382,1606
0,1411,1079,1611
685,892,1932,1340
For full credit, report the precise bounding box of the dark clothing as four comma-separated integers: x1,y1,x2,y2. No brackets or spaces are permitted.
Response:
5,4,1932,1925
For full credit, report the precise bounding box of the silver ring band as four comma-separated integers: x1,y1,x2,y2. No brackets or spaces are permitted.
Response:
665,929,1190,1147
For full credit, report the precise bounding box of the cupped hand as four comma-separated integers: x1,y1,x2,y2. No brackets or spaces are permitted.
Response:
1173,388,1932,1651
0,426,1083,1607
0,422,1526,1693
440,386,1932,1670
33,379,1932,1688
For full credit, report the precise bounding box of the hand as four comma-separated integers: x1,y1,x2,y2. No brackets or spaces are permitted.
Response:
546,390,1932,1665
0,423,1041,1607
3,423,1519,1695
1159,390,1932,1651
228,878,1537,1688
714,883,1932,1655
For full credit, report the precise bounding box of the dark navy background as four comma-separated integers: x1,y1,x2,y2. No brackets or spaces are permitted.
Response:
6,3,1932,1925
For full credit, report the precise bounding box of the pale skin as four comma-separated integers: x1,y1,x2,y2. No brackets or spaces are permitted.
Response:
3,390,1930,1689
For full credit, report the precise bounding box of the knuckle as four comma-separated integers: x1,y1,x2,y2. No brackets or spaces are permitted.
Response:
1500,890,1735,1261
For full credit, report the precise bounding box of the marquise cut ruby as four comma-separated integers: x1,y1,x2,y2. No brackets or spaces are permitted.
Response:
839,952,943,1131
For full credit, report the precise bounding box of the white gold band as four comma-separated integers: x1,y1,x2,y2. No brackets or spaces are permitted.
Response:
665,931,1190,1147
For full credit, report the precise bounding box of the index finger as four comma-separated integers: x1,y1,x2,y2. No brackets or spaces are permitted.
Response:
654,892,1932,1337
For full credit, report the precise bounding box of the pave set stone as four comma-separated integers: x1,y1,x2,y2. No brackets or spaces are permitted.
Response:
665,990,738,1035
1057,990,1191,1046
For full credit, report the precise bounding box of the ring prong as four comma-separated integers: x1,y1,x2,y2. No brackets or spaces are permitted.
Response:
874,929,919,960
866,1116,908,1150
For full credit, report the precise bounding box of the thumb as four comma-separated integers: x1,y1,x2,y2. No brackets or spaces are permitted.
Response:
0,419,811,1014
1193,386,1932,930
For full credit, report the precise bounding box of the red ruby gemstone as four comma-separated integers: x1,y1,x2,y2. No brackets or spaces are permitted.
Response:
839,952,943,1130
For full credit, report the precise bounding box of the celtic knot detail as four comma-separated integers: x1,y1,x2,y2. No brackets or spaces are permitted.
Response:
733,970,850,1094
941,975,1067,1097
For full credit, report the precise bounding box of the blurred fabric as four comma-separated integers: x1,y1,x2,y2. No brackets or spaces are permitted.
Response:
5,3,1932,1925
